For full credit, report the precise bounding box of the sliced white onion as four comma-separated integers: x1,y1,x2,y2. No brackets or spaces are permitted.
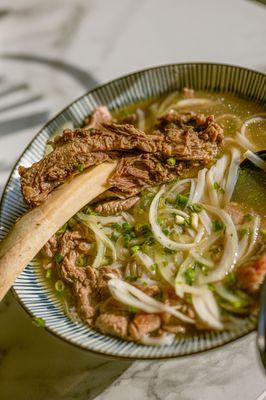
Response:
108,278,195,324
243,150,266,171
93,237,105,268
192,289,223,330
166,178,191,196
78,213,124,226
237,215,261,265
191,251,214,268
214,154,229,184
121,211,135,225
161,208,189,218
240,116,266,136
79,218,117,261
206,165,219,206
198,205,238,284
135,251,156,275
149,186,195,250
188,179,196,204
140,334,175,346
237,232,250,261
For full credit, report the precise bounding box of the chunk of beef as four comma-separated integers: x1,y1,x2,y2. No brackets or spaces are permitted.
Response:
42,235,58,258
94,196,140,215
128,313,161,341
109,154,181,197
237,252,266,293
182,87,195,99
84,106,112,128
95,311,129,339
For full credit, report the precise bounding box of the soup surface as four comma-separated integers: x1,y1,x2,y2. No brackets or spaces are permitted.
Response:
37,89,266,345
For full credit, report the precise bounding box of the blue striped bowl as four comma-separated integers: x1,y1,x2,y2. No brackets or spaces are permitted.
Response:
0,63,265,359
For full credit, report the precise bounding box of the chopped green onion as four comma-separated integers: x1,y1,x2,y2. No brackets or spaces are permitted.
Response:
184,265,197,285
112,223,121,230
243,214,253,222
122,222,133,231
55,253,64,265
32,317,45,328
126,276,138,282
167,157,176,166
162,261,169,267
151,263,158,272
128,305,138,313
188,203,203,213
181,217,191,227
77,163,84,172
55,280,65,292
68,217,77,228
45,269,52,279
56,222,68,236
75,255,87,267
162,228,170,236
131,245,140,254
212,220,225,232
227,271,237,285
176,194,188,208
213,182,225,194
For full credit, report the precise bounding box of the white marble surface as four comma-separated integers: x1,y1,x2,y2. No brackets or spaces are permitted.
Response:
0,0,266,399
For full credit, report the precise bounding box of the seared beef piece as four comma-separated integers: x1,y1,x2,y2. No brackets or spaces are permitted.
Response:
83,106,112,128
109,154,181,197
156,111,223,144
19,144,112,207
19,111,223,207
237,251,266,294
94,196,140,215
42,235,58,258
128,313,161,341
182,87,195,99
49,227,121,325
95,311,129,339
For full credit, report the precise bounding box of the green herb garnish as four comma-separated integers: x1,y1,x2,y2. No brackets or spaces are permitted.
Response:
167,157,177,166
162,228,170,236
55,280,65,292
32,317,45,328
212,220,225,232
55,253,64,265
243,214,253,222
227,271,237,285
176,194,188,208
151,263,158,273
77,163,84,172
213,182,225,194
188,203,203,213
45,269,52,279
184,265,197,285
131,245,140,254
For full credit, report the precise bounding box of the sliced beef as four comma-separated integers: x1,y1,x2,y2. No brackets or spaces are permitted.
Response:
237,252,266,294
84,106,112,128
109,154,181,197
19,144,112,207
95,311,129,339
182,87,195,99
19,110,223,207
94,196,140,215
128,313,161,341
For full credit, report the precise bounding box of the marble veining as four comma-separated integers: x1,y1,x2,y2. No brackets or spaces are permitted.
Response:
0,0,266,399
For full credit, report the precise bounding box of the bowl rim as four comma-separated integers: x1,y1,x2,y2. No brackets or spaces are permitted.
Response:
1,61,264,360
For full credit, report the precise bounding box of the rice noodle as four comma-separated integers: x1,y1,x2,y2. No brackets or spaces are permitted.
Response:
243,150,266,171
188,179,196,204
237,233,250,261
108,278,195,323
198,205,238,284
136,108,145,130
206,165,219,206
140,334,175,346
223,147,241,206
166,178,191,196
214,155,229,184
235,131,257,151
149,186,195,250
78,213,124,226
161,208,189,218
199,210,212,234
175,98,214,108
191,168,207,203
135,251,156,275
121,211,135,224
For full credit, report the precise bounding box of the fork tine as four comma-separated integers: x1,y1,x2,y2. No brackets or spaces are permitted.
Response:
0,83,28,99
0,94,43,114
